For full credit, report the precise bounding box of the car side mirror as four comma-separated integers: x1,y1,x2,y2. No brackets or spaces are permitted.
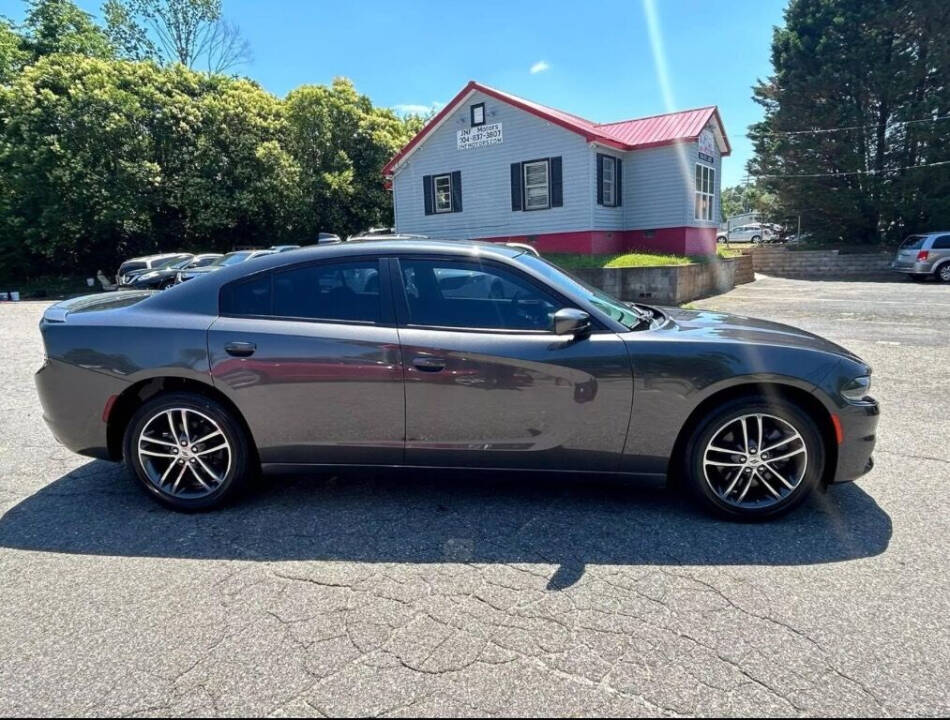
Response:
552,308,591,337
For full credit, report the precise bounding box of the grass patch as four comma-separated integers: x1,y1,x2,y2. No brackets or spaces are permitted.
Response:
546,249,738,270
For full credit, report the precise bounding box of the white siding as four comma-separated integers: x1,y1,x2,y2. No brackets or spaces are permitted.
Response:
622,144,693,230
392,90,592,239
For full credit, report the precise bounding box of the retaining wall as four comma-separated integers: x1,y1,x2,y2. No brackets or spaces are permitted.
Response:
748,247,893,277
573,258,738,305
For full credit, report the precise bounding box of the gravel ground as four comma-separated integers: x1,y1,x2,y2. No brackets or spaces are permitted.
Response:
0,274,948,717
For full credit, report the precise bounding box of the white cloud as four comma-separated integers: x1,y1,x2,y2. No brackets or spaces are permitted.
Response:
530,60,550,74
393,101,444,116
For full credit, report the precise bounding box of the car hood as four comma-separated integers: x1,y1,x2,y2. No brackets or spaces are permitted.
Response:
656,306,864,363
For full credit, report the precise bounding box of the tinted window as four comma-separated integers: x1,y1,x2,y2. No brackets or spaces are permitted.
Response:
399,258,559,331
119,261,147,274
932,235,950,249
220,274,271,316
900,235,926,249
273,261,380,323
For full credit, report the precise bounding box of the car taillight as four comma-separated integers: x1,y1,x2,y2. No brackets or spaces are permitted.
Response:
917,250,929,261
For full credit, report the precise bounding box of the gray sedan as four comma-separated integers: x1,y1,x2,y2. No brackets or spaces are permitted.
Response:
35,240,879,519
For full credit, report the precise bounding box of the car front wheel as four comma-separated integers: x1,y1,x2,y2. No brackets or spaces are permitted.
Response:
123,392,253,511
683,396,824,520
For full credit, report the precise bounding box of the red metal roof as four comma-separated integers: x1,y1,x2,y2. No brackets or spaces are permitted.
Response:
383,81,730,176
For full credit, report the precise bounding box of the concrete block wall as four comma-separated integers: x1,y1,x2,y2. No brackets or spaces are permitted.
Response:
573,258,738,306
748,247,893,277
733,253,755,284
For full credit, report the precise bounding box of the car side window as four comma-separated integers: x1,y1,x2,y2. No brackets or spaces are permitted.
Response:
220,273,271,316
932,235,950,249
398,258,559,331
273,260,380,323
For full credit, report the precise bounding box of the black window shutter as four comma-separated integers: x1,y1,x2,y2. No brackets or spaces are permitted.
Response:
510,162,523,211
451,171,462,212
616,158,623,207
550,157,563,208
596,154,604,206
423,175,433,215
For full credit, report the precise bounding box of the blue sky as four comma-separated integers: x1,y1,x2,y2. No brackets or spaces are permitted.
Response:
1,0,788,187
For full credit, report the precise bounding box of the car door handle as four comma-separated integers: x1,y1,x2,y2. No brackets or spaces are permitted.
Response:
412,356,445,372
224,341,256,358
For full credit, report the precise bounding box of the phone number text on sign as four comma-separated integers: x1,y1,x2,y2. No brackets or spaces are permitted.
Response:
457,123,503,150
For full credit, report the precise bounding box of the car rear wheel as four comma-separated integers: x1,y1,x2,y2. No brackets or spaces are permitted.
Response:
936,264,950,283
123,392,252,511
683,396,824,520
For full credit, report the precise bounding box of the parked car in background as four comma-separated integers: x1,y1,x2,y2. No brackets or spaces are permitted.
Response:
123,254,222,290
116,253,192,286
717,223,777,244
891,232,950,282
175,250,274,284
269,245,301,253
317,233,342,244
36,239,878,520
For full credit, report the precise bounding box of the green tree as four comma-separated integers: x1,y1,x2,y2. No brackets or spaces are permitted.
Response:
284,78,418,238
721,183,778,222
21,0,114,60
0,18,28,82
749,0,950,244
0,55,300,277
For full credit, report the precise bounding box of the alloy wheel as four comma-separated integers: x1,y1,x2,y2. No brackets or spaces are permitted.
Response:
939,264,950,282
702,413,807,509
137,408,232,499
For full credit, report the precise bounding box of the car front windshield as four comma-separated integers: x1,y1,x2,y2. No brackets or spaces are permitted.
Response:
214,252,253,266
517,253,649,330
153,255,189,269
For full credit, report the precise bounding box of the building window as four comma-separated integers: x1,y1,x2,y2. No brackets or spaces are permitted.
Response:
471,103,485,127
695,164,715,221
523,160,550,210
602,156,616,206
434,174,452,213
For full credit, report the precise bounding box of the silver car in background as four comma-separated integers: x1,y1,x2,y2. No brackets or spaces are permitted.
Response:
891,232,950,282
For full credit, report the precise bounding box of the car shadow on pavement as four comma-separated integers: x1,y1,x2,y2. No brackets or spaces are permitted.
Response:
0,460,892,588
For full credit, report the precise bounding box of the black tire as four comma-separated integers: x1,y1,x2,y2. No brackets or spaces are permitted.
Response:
682,396,825,520
123,391,253,511
751,235,762,244
936,264,950,283
158,278,176,290
717,236,728,245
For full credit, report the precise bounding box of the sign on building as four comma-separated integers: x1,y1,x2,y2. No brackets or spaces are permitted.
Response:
457,123,503,151
698,128,716,164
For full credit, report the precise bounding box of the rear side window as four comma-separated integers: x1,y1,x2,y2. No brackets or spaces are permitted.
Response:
932,235,950,249
273,261,380,323
220,274,271,316
900,235,926,249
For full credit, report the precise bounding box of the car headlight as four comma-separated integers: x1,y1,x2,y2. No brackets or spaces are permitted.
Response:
138,271,159,281
841,375,872,403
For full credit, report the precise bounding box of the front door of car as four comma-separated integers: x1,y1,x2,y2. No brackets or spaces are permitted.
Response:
391,256,633,471
208,258,404,465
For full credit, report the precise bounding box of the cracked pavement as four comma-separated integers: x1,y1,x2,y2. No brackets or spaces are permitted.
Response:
1,274,948,716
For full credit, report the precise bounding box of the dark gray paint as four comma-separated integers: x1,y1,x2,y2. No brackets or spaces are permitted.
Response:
35,240,878,485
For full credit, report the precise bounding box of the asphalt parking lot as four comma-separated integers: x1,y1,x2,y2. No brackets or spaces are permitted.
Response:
1,275,948,717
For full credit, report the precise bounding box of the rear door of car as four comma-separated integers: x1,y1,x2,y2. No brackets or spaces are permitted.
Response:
390,254,632,472
207,256,405,466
